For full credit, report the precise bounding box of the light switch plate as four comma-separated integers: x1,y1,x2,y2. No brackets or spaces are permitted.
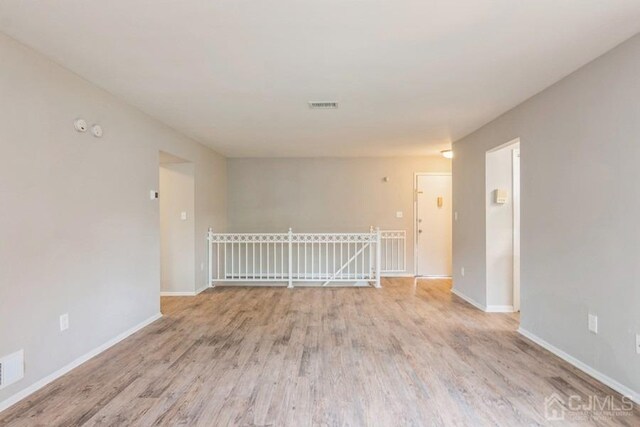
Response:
396,211,403,218
588,314,598,334
180,211,187,220
60,313,69,331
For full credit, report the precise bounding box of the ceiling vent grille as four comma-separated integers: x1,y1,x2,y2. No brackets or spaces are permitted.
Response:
308,101,338,109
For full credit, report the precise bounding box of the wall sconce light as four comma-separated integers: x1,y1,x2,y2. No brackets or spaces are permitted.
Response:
441,150,453,159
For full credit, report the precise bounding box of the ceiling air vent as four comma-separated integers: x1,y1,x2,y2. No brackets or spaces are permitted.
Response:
308,101,338,109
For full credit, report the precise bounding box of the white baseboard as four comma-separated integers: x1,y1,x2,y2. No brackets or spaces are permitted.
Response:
518,327,639,405
486,305,515,313
451,288,486,311
196,284,210,294
160,285,208,297
0,313,162,414
382,273,414,278
451,289,515,313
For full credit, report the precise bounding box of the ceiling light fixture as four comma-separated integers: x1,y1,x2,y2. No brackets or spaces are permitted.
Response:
441,149,453,159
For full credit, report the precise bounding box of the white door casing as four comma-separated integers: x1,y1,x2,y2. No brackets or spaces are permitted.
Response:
512,148,521,312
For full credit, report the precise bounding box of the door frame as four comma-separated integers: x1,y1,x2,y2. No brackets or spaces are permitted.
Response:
485,137,520,312
512,148,521,311
413,172,453,277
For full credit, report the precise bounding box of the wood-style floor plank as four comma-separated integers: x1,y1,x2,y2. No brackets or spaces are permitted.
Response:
1,278,638,426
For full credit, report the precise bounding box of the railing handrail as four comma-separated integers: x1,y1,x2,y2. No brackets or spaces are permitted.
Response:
207,227,405,288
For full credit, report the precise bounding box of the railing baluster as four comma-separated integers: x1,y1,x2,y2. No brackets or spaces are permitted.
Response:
207,230,405,286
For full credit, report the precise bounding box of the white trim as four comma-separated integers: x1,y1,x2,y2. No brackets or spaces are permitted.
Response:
413,172,453,276
160,291,196,296
518,327,640,405
451,289,515,313
416,275,452,279
160,285,208,297
382,273,414,278
0,313,162,414
512,147,521,312
486,305,515,313
451,288,486,311
486,137,521,153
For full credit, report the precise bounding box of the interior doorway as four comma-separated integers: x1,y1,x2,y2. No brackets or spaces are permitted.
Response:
414,173,452,277
159,151,195,296
485,139,520,312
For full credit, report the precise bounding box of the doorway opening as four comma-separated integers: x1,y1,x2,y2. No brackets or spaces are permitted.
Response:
485,138,520,313
159,151,196,296
414,173,452,277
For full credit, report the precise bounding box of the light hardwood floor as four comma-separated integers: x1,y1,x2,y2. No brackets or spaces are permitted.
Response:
1,278,638,426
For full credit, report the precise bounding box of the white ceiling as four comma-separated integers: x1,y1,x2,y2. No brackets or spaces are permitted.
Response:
1,1,639,157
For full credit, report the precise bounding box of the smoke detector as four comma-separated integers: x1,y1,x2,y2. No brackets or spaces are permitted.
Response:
308,101,338,109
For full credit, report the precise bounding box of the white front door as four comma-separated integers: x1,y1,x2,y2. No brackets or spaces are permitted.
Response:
416,174,452,276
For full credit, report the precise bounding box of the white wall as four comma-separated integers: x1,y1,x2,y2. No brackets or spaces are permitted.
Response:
485,142,519,309
227,156,451,274
0,33,227,407
453,34,640,398
160,162,196,294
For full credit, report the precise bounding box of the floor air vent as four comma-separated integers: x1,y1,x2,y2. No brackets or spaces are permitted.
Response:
0,350,24,390
308,101,338,109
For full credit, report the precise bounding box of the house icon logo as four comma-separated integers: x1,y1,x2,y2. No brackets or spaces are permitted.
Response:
545,393,566,421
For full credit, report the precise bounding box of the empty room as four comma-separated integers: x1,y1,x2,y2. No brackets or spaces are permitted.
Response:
1,1,639,426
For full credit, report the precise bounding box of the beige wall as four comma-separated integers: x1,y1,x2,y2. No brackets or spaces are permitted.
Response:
0,33,227,406
453,34,640,397
227,156,451,273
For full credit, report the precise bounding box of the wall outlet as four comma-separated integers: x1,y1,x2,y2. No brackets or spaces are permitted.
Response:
60,313,69,331
588,314,598,334
454,212,458,221
636,334,640,355
461,267,465,277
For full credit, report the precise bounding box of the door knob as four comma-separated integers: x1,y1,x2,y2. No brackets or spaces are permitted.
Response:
418,229,423,233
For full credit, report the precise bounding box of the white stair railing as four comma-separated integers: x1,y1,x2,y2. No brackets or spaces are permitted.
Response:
207,228,406,288
377,229,407,273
